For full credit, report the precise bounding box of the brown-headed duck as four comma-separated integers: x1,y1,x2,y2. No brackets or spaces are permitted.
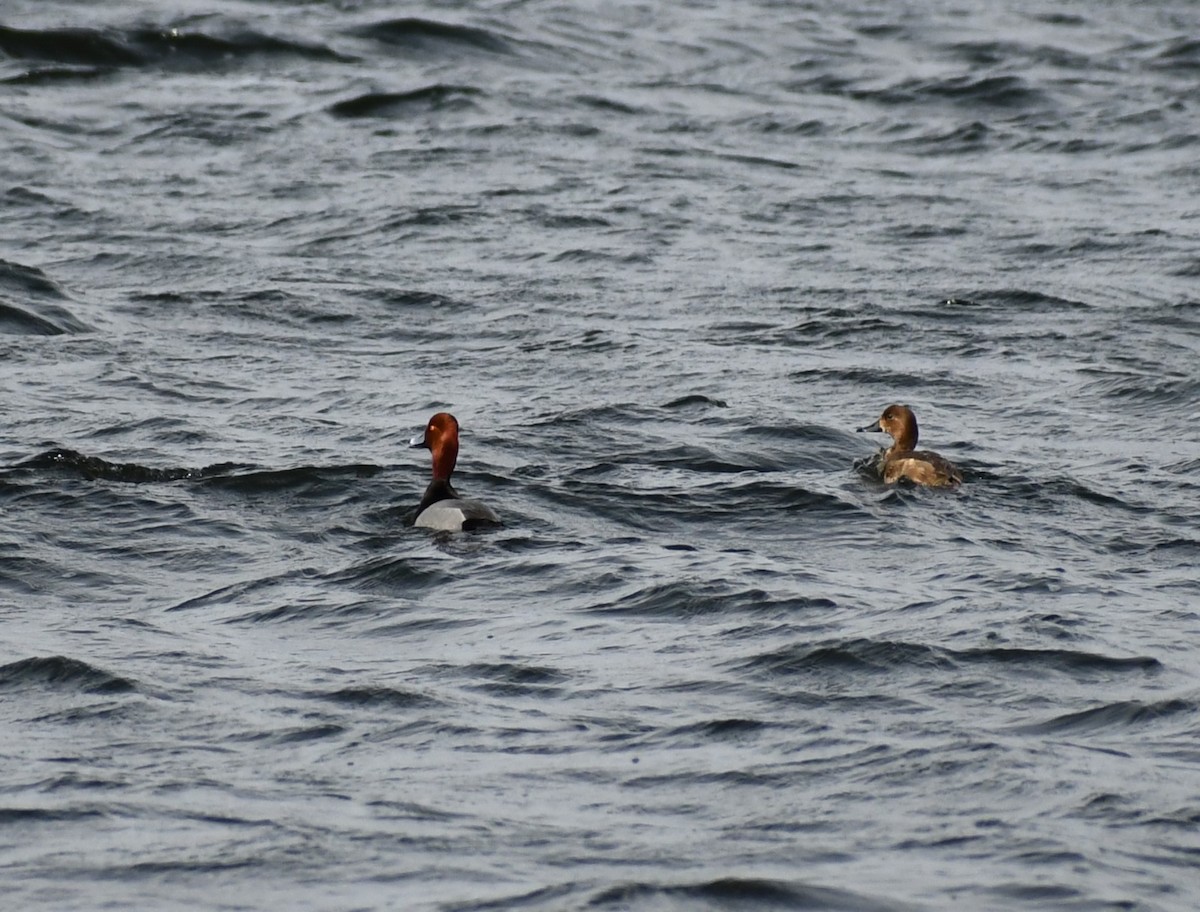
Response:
409,412,501,530
858,404,962,488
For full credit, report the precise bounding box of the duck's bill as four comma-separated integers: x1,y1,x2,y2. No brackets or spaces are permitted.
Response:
409,433,428,448
857,420,882,433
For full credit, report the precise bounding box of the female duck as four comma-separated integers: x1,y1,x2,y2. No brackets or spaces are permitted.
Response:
858,404,962,487
410,412,501,530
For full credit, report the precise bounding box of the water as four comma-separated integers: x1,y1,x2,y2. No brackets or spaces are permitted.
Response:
2,1,1199,909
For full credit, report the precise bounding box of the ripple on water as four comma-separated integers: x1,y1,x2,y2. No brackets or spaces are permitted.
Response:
588,876,914,912
0,259,92,335
0,655,136,695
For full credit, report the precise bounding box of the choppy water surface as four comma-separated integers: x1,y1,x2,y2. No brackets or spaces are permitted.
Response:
2,1,1198,909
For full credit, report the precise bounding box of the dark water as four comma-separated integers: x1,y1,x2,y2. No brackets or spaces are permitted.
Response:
2,1,1199,909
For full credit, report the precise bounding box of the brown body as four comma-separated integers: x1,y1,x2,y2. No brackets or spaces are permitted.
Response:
859,404,961,488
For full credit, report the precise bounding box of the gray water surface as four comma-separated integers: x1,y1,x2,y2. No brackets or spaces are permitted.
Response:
2,1,1198,909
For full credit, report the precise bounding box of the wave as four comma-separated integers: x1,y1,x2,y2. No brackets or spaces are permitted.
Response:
1014,698,1196,735
0,22,350,73
0,259,91,335
739,638,951,677
449,876,910,912
346,18,512,56
320,555,456,597
0,301,85,336
736,638,1159,680
661,394,728,411
346,287,470,311
788,364,961,389
584,580,835,619
806,70,1048,112
900,120,994,153
0,258,72,298
166,568,319,614
305,685,441,710
944,289,1092,312
327,84,482,119
909,73,1048,109
574,93,646,116
12,451,392,495
528,403,662,428
199,464,384,494
542,477,860,533
0,24,143,67
265,724,346,745
999,474,1157,517
663,718,770,741
14,448,224,483
941,39,1096,72
955,646,1160,676
1145,36,1200,73
1076,368,1199,408
0,807,106,824
589,877,910,912
456,661,569,698
0,656,135,694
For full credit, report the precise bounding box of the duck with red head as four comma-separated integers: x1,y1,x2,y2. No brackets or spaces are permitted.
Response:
858,404,962,487
409,412,501,530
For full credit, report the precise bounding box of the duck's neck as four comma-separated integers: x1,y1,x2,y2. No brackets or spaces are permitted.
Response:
431,442,458,482
889,427,917,453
